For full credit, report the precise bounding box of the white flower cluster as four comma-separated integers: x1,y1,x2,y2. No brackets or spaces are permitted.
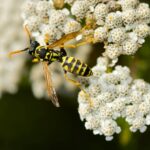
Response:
61,0,150,60
22,0,150,60
0,0,26,98
22,0,82,43
93,0,150,59
78,57,150,141
21,0,150,140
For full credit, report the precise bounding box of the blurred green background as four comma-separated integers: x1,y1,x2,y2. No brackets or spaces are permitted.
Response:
0,0,150,150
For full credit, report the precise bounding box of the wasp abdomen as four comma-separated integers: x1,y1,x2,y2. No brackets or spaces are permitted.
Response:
61,56,93,77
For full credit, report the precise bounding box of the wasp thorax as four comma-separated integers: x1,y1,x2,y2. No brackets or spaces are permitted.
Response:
60,48,67,57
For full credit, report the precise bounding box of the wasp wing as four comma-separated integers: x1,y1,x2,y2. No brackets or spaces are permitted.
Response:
42,62,60,107
46,31,80,49
46,24,91,49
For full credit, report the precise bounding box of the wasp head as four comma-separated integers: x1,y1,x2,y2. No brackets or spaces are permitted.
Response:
29,40,40,55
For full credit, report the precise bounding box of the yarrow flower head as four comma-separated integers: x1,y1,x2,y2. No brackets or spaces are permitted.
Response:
78,57,150,141
22,0,150,61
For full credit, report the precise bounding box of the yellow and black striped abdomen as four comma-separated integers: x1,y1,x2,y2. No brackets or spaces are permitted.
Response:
61,56,93,76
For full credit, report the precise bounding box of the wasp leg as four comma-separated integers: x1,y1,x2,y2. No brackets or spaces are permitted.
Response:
76,37,95,47
32,58,40,63
64,71,93,106
64,71,81,87
44,34,51,45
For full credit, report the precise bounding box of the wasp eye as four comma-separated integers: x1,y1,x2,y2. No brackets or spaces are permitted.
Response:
31,41,40,47
29,41,40,55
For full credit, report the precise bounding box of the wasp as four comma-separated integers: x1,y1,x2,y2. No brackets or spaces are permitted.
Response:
9,25,93,107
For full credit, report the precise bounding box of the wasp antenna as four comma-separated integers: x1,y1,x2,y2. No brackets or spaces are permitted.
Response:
24,24,32,43
8,48,29,58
